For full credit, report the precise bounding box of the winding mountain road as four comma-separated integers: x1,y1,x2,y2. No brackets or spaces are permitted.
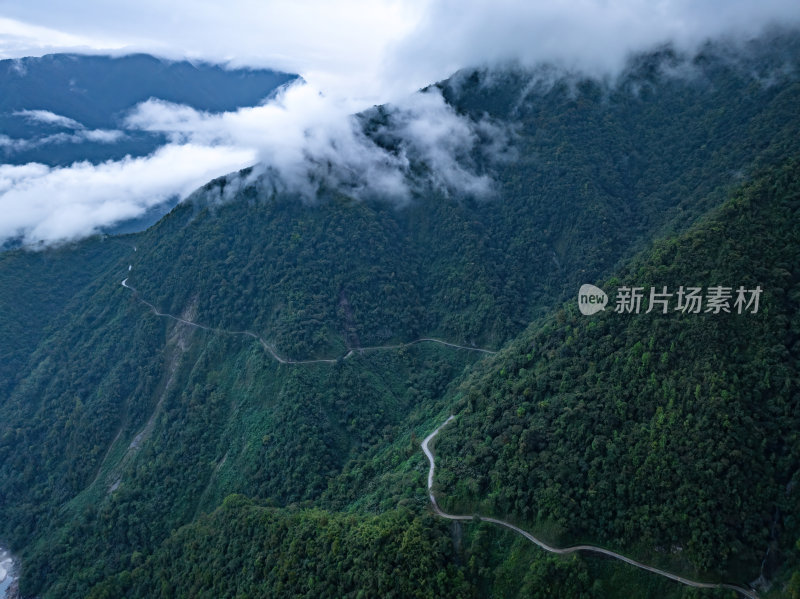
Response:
121,264,757,598
121,278,496,364
422,416,759,599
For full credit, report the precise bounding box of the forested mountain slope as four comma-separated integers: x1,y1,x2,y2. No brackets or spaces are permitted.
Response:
433,158,800,593
0,239,129,396
1,32,799,598
89,143,800,599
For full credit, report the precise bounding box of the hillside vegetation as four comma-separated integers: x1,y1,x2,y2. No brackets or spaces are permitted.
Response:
1,32,799,597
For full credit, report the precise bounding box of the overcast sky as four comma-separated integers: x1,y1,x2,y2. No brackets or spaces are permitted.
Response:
1,1,799,246
2,0,799,99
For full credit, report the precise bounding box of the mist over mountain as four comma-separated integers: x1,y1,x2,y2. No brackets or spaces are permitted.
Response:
0,27,799,599
0,53,297,246
0,53,297,165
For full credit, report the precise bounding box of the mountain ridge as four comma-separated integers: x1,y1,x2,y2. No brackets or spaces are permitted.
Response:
1,31,799,597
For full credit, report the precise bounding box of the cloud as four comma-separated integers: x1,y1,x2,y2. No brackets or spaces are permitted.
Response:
385,0,800,89
3,2,797,98
366,90,508,197
0,15,129,60
79,129,125,143
0,144,255,245
1,75,509,247
125,80,510,203
14,109,85,129
0,3,424,100
0,129,126,152
35,129,126,144
1,110,126,153
1,1,798,247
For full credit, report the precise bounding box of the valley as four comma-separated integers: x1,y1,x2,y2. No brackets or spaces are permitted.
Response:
1,29,799,598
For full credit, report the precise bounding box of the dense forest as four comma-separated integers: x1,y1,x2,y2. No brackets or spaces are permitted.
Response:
434,158,800,589
1,31,799,598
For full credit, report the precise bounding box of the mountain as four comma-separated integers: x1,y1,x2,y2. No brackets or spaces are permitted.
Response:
0,53,298,243
432,158,800,594
0,53,297,166
1,30,799,598
90,158,800,599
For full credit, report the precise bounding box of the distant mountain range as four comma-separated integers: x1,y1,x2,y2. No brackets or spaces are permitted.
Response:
0,53,297,166
0,53,298,239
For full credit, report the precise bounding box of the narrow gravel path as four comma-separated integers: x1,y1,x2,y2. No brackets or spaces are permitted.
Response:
121,278,496,364
422,416,759,599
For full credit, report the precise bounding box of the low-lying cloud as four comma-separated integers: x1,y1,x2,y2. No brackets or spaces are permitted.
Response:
14,109,85,129
1,76,510,247
125,81,510,204
2,0,798,247
1,110,126,154
0,143,254,245
386,0,800,90
3,1,798,99
0,128,125,152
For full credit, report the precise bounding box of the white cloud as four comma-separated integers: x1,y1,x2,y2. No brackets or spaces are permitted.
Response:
0,16,129,59
79,129,125,143
373,90,499,197
0,129,126,152
0,2,424,101
124,80,508,203
5,110,125,150
1,1,798,247
386,0,800,89
0,144,255,245
2,1,798,98
13,109,85,129
35,129,126,145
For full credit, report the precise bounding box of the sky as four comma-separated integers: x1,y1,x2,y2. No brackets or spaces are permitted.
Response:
2,0,799,97
1,0,799,245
